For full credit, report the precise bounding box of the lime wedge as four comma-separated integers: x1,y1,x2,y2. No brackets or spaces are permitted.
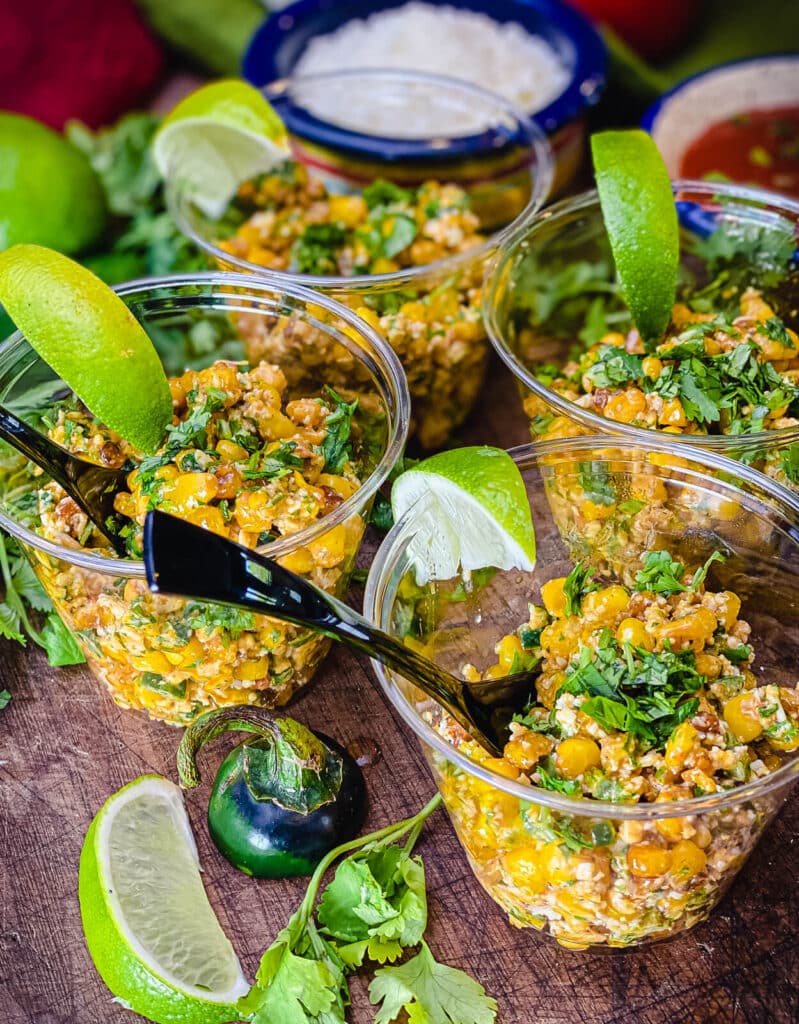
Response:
391,446,536,584
154,79,291,219
591,129,679,342
0,244,172,454
0,112,107,254
79,775,248,1024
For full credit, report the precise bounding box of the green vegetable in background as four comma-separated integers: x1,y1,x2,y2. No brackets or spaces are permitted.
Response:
178,708,367,879
237,792,498,1024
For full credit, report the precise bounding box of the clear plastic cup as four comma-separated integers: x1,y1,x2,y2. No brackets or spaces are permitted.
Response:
484,181,799,486
168,70,553,449
0,273,409,724
364,435,799,949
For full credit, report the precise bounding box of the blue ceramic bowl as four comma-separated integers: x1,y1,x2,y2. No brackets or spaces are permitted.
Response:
243,0,606,195
642,54,799,180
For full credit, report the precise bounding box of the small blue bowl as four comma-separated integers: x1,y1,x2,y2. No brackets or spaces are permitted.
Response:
243,0,606,194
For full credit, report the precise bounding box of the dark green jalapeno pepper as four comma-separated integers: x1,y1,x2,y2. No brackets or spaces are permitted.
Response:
177,707,367,878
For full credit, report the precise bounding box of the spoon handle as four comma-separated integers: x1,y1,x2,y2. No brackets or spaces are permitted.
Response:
143,510,489,735
0,405,77,493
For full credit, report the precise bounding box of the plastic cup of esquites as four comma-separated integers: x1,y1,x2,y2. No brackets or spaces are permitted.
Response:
0,273,408,724
168,70,553,450
484,180,799,490
364,436,799,949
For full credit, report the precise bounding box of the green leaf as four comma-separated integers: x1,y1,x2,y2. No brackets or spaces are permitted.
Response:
0,602,24,645
243,718,343,814
239,925,345,1024
370,941,497,1024
562,560,599,617
292,224,347,275
585,346,644,389
9,556,52,612
321,388,358,475
0,689,10,710
40,613,85,667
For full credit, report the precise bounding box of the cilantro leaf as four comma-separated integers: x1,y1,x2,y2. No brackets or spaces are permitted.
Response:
243,441,303,481
535,760,581,796
577,461,616,506
370,941,497,1024
634,550,687,596
678,363,721,424
0,689,9,710
363,180,413,210
585,346,644,388
562,560,599,616
40,613,85,666
0,601,24,645
321,388,358,474
292,224,347,275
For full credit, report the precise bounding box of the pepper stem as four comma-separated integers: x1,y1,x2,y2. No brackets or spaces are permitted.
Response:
177,706,281,788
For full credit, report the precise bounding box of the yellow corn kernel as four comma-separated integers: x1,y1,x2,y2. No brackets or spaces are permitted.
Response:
496,634,524,672
555,737,601,779
132,650,172,675
234,491,273,532
483,757,522,781
278,546,315,575
723,692,764,742
260,413,296,439
604,388,647,424
642,356,663,380
740,287,776,322
502,846,547,895
627,843,672,878
694,653,722,679
655,815,689,840
669,839,707,880
717,591,741,630
582,499,616,521
504,732,553,772
482,663,505,680
600,332,627,348
185,506,228,536
307,524,348,569
659,397,688,427
630,473,668,503
217,439,249,463
329,193,368,227
234,657,270,681
371,257,399,274
541,577,567,617
581,585,629,624
539,621,579,660
665,721,699,773
656,607,717,647
317,473,358,499
616,617,653,650
167,472,218,509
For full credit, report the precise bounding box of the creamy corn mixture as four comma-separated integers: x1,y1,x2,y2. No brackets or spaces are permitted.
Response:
21,360,367,723
217,162,488,448
427,552,798,947
524,290,799,490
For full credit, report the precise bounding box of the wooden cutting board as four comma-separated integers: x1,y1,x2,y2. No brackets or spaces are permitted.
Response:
2,355,797,1024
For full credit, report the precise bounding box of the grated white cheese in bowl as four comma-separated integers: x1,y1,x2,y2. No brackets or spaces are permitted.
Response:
292,2,570,136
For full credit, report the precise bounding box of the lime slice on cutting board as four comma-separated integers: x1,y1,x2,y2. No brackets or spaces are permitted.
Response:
591,129,679,342
154,79,291,219
79,775,248,1024
391,446,536,584
0,112,107,255
0,244,172,454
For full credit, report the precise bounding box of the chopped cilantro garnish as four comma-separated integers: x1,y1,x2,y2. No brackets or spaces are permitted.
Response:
362,179,413,210
320,386,358,474
242,441,303,480
577,460,616,506
722,644,752,665
292,223,347,275
585,345,644,388
634,549,724,596
534,759,582,797
563,560,599,617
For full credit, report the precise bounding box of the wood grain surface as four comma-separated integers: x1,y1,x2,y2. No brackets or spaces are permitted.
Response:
2,357,798,1024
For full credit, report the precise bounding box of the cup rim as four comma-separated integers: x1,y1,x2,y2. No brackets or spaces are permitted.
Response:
167,68,554,290
364,433,799,820
0,270,410,579
483,178,799,450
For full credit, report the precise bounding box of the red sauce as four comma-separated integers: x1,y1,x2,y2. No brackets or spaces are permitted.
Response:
680,105,799,198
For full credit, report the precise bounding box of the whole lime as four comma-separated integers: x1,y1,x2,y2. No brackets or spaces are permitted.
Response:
0,112,107,253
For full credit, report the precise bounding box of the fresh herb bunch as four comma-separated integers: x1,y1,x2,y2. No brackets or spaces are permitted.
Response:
238,793,498,1024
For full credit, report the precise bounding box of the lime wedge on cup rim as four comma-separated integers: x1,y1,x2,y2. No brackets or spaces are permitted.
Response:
79,775,248,1024
391,446,536,585
591,129,679,342
0,244,172,454
154,79,291,219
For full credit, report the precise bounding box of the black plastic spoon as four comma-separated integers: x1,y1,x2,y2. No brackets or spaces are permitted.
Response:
0,404,130,555
143,510,540,756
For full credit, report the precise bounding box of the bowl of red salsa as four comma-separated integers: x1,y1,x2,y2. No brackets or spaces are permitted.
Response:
642,55,799,199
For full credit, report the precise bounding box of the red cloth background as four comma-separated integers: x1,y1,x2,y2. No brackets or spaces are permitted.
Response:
0,0,164,130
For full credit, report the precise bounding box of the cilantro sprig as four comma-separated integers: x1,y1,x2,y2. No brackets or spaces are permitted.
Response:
634,549,724,596
320,387,358,475
557,630,703,751
239,793,497,1024
563,560,600,617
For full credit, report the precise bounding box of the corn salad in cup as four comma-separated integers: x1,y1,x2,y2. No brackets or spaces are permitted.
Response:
170,70,552,448
0,274,408,723
365,437,799,948
485,182,799,487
